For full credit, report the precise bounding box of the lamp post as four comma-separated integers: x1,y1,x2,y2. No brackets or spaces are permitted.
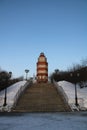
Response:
3,86,7,106
9,72,12,78
75,73,79,106
70,72,79,107
25,69,29,80
74,82,79,106
3,72,12,106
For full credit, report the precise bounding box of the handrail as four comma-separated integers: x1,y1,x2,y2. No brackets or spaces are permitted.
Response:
13,81,30,108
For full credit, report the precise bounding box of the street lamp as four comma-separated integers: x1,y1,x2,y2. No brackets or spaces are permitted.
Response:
74,81,79,106
3,72,12,106
9,72,12,78
25,69,29,80
70,72,79,107
3,86,7,106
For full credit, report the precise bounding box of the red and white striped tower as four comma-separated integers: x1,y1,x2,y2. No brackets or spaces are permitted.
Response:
37,52,48,83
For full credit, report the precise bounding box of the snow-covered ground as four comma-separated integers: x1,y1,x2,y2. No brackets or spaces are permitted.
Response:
56,81,87,111
0,81,27,111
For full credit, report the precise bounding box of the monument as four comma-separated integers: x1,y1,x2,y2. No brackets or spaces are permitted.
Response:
36,52,48,83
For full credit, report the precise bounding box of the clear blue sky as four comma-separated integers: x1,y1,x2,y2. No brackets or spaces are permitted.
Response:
0,0,87,78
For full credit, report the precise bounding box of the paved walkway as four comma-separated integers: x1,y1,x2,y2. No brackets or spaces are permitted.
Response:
0,112,87,130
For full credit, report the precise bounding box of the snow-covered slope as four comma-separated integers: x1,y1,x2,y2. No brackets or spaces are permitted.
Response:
0,80,87,112
57,81,87,110
0,81,27,111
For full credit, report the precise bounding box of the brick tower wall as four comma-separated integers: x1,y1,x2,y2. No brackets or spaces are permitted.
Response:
37,53,48,83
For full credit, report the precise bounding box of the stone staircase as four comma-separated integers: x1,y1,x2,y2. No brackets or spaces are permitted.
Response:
12,83,71,112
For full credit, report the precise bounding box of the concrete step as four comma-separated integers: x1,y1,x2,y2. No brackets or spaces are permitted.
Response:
12,83,71,112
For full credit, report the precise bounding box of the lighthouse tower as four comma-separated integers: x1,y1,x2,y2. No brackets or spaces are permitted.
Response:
37,52,48,83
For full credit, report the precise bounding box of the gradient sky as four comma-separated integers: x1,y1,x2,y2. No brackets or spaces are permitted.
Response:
0,0,87,78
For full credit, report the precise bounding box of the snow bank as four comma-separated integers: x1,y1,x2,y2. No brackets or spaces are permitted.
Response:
0,81,27,111
55,81,87,111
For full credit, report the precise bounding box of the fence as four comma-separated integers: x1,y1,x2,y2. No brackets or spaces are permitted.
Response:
12,81,31,109
53,80,85,111
53,80,68,104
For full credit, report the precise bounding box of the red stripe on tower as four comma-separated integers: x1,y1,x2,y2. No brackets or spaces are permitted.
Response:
36,52,48,83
